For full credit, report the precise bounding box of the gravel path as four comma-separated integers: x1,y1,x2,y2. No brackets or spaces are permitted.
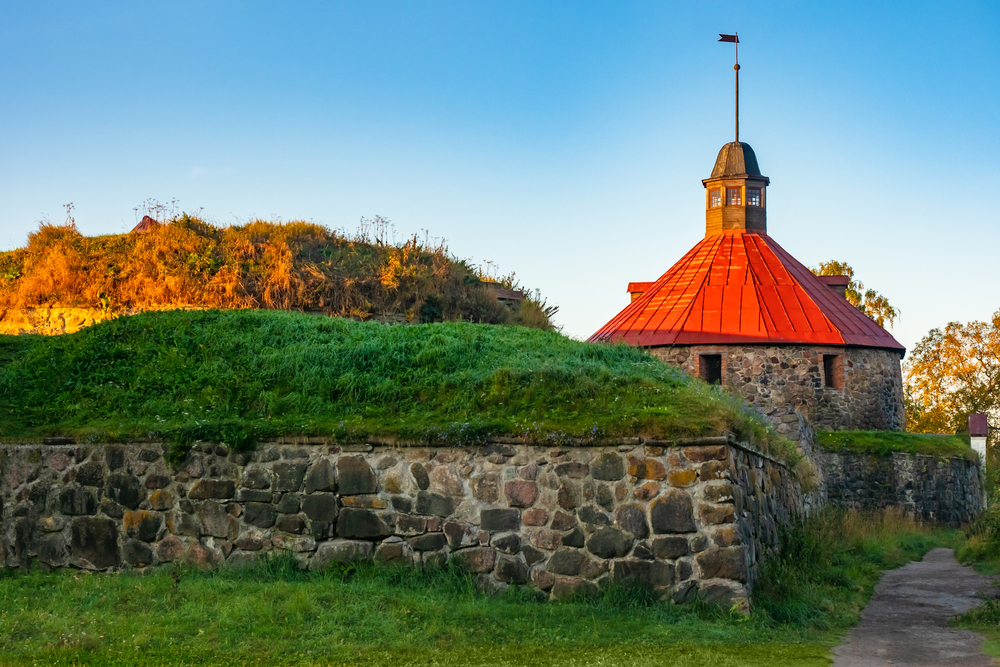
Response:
833,548,996,667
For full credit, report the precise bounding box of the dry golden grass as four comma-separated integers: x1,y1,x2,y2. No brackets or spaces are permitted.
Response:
0,215,556,329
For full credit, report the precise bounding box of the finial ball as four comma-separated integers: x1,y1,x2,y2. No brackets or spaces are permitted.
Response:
734,64,740,71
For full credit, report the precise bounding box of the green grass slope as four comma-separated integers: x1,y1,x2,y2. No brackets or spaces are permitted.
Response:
0,310,797,463
817,430,975,461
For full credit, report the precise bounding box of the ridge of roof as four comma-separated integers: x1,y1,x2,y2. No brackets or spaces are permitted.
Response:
588,231,905,354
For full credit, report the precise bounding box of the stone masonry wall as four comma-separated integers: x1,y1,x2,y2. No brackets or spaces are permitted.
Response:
649,345,905,440
0,438,802,607
815,449,984,526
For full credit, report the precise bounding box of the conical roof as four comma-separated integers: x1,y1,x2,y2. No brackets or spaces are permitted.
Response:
588,231,904,351
710,141,761,178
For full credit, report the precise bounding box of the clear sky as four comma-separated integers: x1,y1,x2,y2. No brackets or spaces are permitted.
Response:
2,1,998,352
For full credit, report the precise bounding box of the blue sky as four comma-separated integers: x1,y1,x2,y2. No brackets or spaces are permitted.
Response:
2,1,998,351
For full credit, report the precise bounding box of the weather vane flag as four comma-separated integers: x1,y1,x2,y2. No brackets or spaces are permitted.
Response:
719,33,740,142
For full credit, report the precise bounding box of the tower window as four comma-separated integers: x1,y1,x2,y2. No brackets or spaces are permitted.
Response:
726,188,742,205
709,189,721,207
823,354,843,390
700,354,722,385
747,187,761,207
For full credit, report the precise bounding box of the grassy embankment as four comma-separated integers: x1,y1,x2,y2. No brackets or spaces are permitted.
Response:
0,508,958,667
0,215,555,328
817,430,976,460
0,309,803,470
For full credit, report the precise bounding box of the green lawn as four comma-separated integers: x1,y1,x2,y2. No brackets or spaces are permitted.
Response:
0,309,798,467
0,509,958,667
816,430,975,461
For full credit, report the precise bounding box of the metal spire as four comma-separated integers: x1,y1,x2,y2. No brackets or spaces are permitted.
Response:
718,33,740,142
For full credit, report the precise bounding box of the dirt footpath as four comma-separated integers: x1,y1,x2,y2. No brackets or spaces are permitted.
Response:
833,548,996,667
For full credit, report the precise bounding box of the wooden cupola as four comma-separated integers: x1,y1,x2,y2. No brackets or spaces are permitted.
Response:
702,141,769,237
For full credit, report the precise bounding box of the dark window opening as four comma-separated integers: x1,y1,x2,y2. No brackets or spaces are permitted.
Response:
823,354,842,389
700,354,722,385
747,187,761,206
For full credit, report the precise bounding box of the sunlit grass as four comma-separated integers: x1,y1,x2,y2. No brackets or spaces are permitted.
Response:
817,430,975,460
0,309,800,466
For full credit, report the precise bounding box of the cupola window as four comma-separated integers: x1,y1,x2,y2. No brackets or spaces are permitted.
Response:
709,189,721,207
726,188,742,206
747,187,761,207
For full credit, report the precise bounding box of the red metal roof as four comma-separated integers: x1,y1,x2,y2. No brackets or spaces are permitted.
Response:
588,231,904,352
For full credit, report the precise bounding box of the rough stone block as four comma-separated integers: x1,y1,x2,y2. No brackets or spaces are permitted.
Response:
197,501,232,539
481,508,520,532
452,546,496,573
684,446,728,463
243,502,278,529
585,527,633,559
75,460,106,487
310,539,373,570
272,462,309,493
105,472,145,510
551,577,597,601
241,465,271,490
71,517,121,570
374,541,408,564
547,547,588,576
409,463,430,491
614,504,649,539
188,479,235,500
577,504,608,525
699,504,735,525
522,508,548,526
408,532,447,552
59,485,98,516
591,453,625,481
651,490,696,534
185,541,224,569
627,456,667,480
123,510,162,542
470,473,500,504
337,508,391,540
304,459,336,493
429,465,465,496
301,493,338,522
695,546,746,582
416,491,455,518
554,462,589,479
562,527,585,548
551,511,577,531
275,515,306,534
494,555,529,584
667,469,697,487
504,481,539,508
123,539,154,567
492,533,521,554
634,482,660,500
165,510,198,536
156,535,184,562
148,489,174,511
651,536,689,560
611,559,674,590
337,457,377,495
144,474,171,489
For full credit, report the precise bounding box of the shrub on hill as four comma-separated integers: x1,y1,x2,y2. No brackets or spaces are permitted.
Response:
0,215,555,329
0,310,801,470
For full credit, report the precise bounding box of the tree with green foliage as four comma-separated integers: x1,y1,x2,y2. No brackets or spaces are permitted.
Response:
811,260,900,328
904,310,1000,435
